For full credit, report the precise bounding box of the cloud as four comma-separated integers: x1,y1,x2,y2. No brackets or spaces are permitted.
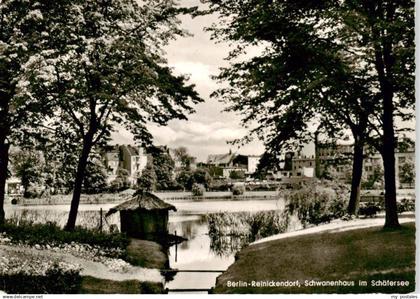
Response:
147,120,263,160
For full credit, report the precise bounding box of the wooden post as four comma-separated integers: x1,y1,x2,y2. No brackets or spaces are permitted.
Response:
100,208,103,232
175,230,178,262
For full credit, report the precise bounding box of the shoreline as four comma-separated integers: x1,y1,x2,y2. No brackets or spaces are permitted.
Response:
7,190,280,206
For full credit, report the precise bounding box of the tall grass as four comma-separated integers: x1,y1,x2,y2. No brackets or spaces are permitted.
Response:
6,209,120,233
206,210,292,256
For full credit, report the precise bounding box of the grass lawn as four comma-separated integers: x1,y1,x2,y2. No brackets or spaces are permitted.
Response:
125,239,169,269
214,222,415,294
80,276,164,294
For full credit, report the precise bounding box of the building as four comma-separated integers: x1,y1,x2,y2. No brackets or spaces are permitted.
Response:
395,148,415,188
104,150,120,183
207,152,236,168
206,151,261,178
106,191,176,238
103,144,149,185
316,142,415,189
120,145,148,184
291,155,315,177
5,177,22,198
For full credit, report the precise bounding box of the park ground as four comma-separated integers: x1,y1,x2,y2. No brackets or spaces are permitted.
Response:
214,216,415,294
0,234,168,294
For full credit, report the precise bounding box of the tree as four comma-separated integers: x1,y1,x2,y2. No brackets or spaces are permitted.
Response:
10,149,44,198
0,0,73,224
362,164,384,190
109,168,130,192
176,170,193,190
137,161,157,192
203,0,414,228
399,162,414,186
25,0,202,230
172,146,195,171
82,157,107,194
148,146,176,190
189,169,212,189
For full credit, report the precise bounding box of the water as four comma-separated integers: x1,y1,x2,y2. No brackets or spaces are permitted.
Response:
4,198,283,292
164,199,283,292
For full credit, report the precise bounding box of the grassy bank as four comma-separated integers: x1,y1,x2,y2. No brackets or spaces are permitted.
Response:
80,276,164,294
214,222,415,294
125,239,169,269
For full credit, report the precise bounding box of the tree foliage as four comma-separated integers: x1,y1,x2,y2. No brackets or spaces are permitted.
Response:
399,162,414,185
10,149,44,198
203,0,414,228
0,0,68,224
82,157,107,194
148,146,175,190
137,160,157,192
18,0,202,229
172,146,195,171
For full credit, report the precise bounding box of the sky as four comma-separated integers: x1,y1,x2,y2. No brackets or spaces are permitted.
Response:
111,0,266,162
111,0,415,162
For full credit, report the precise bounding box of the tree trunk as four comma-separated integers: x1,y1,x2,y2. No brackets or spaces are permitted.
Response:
366,0,399,229
381,85,400,229
314,131,321,178
65,134,93,231
0,141,9,226
0,91,10,227
347,140,364,215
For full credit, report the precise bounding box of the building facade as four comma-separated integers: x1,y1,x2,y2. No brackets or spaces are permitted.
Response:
103,144,149,185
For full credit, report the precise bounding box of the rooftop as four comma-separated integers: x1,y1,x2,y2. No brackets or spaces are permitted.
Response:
106,191,176,216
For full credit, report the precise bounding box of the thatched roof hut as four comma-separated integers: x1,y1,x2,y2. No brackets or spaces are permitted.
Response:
106,191,176,216
107,191,176,237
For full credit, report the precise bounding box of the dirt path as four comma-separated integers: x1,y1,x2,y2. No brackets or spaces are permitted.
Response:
0,244,163,283
252,212,415,245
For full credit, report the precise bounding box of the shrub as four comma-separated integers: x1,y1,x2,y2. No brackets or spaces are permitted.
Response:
0,221,129,253
359,202,382,217
232,184,245,196
209,179,232,191
0,256,82,294
397,198,415,214
229,170,246,180
206,210,290,252
284,181,349,227
192,183,205,196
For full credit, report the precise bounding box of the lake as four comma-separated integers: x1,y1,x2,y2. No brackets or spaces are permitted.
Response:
4,198,284,292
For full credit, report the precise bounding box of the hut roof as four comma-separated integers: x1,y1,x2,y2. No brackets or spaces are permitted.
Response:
106,191,176,216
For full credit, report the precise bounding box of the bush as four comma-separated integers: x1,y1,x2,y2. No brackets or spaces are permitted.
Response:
191,183,205,196
209,179,232,191
229,170,246,180
206,210,290,255
397,198,415,213
0,259,82,294
359,202,382,217
232,184,245,196
0,221,129,252
284,181,349,227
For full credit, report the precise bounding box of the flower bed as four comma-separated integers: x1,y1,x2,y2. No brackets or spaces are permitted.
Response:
0,221,129,257
0,251,82,294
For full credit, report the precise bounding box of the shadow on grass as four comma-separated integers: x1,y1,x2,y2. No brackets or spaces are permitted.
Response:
214,222,415,294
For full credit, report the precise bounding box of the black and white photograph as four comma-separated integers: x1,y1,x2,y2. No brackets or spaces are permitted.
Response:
0,0,416,296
